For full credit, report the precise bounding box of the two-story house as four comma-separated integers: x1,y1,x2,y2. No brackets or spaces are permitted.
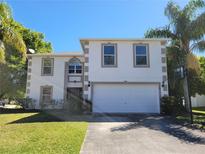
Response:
26,38,169,113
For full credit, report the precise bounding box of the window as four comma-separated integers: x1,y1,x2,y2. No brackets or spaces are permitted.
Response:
134,44,149,67
102,44,117,67
41,86,52,103
68,58,82,74
42,58,54,76
69,64,82,74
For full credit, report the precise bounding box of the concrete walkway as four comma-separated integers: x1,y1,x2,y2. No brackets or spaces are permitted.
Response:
80,115,205,154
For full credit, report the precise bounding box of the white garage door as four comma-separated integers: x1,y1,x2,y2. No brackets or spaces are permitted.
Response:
93,83,160,113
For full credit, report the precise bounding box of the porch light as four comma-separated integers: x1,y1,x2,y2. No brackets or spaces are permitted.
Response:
162,81,165,87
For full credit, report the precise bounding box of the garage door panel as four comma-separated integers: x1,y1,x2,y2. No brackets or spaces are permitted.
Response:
93,83,160,113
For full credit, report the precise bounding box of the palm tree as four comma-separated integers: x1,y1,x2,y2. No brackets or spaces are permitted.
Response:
0,2,26,63
145,0,205,112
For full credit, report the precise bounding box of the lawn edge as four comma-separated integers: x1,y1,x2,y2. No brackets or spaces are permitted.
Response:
79,123,90,154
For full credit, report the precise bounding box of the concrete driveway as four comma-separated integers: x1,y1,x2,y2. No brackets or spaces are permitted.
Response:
80,114,205,154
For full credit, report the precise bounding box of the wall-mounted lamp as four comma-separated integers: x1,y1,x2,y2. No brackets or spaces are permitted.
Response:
162,78,168,88
162,81,165,87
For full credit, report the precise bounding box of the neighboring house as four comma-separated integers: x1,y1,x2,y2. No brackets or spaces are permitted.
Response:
26,38,169,113
191,94,205,107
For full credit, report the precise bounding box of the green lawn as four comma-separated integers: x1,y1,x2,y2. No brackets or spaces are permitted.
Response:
176,114,205,124
192,106,205,114
176,107,205,129
0,112,88,154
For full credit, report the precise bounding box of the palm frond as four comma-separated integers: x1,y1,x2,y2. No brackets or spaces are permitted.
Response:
175,14,190,38
189,12,205,40
183,0,205,18
165,1,181,24
145,26,177,39
191,40,205,52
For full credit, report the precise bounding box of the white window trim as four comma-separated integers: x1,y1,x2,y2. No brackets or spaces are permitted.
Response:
133,44,150,67
41,58,54,76
102,43,117,67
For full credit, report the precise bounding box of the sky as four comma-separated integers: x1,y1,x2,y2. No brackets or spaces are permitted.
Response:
6,0,204,56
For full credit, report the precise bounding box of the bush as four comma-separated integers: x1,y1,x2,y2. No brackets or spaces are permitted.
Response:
161,96,185,115
17,97,36,109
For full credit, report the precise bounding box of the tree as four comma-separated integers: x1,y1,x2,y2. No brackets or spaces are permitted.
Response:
0,2,52,100
145,0,205,112
0,2,26,63
9,20,52,53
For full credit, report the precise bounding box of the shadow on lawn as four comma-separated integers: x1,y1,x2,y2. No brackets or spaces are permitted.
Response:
0,108,38,114
111,115,205,145
8,112,63,124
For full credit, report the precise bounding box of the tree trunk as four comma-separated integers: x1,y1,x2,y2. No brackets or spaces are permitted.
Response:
183,75,191,112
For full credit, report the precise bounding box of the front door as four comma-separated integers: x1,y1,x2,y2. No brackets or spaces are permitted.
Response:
66,88,83,112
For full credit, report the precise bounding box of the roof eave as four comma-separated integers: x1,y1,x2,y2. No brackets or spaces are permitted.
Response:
27,53,84,57
80,38,171,42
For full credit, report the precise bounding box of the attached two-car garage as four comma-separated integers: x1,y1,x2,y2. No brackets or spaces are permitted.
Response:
92,83,160,113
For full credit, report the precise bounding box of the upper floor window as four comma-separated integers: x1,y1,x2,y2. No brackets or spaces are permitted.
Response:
134,44,149,67
68,58,82,74
42,58,54,76
102,44,117,67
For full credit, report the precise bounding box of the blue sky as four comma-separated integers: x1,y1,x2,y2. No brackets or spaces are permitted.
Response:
6,0,199,54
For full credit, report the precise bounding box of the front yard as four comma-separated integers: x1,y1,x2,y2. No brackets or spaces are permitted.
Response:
0,111,88,154
176,106,205,129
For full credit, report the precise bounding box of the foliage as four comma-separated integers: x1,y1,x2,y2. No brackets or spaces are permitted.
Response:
0,62,26,99
17,97,36,109
167,48,205,97
0,112,87,154
199,56,205,79
145,0,205,63
0,2,52,100
40,99,64,110
9,20,52,53
161,96,185,115
145,0,205,109
0,3,26,63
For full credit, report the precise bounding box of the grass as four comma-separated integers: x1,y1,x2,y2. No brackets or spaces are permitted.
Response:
192,106,205,114
176,107,205,129
176,114,205,124
0,111,88,154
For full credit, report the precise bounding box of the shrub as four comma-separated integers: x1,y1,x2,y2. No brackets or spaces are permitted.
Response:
161,96,185,115
17,97,36,109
